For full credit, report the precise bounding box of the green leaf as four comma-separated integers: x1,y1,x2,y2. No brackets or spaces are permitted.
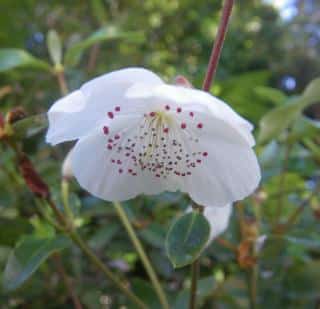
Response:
65,26,143,67
2,235,71,291
0,49,51,72
258,98,301,144
12,113,48,139
254,86,287,105
258,77,320,144
165,212,210,268
131,278,161,309
139,223,166,249
47,30,63,66
287,116,320,143
301,77,320,104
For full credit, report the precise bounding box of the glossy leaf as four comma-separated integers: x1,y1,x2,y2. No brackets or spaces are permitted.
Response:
0,49,50,72
65,26,143,67
2,235,71,291
47,30,62,66
165,212,210,268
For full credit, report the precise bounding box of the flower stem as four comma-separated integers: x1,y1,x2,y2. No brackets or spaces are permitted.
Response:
68,229,147,309
189,259,199,309
113,202,169,309
56,69,69,95
189,1,235,307
202,0,234,91
247,266,258,309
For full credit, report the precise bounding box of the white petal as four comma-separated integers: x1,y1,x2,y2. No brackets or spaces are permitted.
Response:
126,83,255,147
204,204,232,242
46,68,164,145
70,116,176,201
173,106,261,207
46,90,89,145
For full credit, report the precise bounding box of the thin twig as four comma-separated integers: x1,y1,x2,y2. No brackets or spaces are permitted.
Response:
189,259,200,309
189,1,235,307
113,202,169,309
202,0,234,91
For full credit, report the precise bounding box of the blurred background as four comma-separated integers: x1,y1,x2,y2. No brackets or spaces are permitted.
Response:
0,0,320,308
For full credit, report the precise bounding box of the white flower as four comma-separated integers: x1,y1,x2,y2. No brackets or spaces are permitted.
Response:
186,204,232,245
46,67,260,207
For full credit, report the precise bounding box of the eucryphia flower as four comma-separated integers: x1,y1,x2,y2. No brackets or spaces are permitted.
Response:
46,67,260,207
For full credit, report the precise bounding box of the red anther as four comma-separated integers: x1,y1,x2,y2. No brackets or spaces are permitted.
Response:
197,123,203,129
163,128,169,133
181,123,187,129
203,152,208,157
177,107,182,113
149,111,156,117
115,134,120,140
115,106,121,112
189,112,194,117
107,144,113,150
165,105,170,110
107,112,114,119
119,169,123,174
103,126,109,135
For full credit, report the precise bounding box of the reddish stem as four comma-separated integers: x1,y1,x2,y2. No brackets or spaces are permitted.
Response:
202,0,234,91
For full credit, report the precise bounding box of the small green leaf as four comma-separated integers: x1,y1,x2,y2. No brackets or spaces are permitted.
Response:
12,113,48,139
258,99,301,144
254,86,287,105
301,77,320,104
258,77,320,144
47,30,63,67
165,212,210,268
0,49,50,72
2,235,71,291
65,26,143,67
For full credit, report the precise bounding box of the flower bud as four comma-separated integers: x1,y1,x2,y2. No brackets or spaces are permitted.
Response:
174,75,193,88
18,154,50,199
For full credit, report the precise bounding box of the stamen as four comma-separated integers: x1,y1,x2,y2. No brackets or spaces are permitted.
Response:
102,106,208,179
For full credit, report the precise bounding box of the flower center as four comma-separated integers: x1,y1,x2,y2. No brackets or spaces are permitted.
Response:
102,105,208,178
